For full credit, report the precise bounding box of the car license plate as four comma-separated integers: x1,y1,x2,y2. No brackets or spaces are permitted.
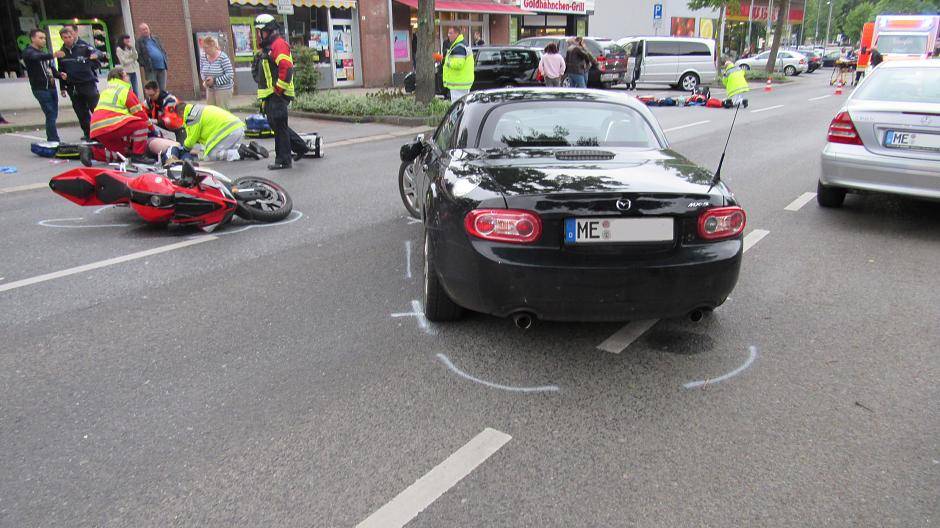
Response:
884,130,940,151
564,217,674,244
600,73,620,81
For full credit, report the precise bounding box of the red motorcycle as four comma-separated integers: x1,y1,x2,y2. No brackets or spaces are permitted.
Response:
49,162,292,232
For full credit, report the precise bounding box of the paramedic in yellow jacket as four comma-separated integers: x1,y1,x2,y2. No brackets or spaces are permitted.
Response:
178,102,269,161
442,27,474,102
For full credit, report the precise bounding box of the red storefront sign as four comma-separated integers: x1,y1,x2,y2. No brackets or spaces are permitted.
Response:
520,0,587,15
728,2,804,23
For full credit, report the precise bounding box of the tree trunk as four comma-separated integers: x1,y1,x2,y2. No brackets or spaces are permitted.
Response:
415,0,436,104
766,0,789,73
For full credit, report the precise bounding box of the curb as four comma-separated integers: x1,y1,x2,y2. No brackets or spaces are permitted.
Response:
288,110,437,127
1,120,80,135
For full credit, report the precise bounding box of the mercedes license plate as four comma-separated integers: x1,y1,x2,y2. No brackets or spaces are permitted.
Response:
885,130,940,151
600,73,620,82
564,217,674,244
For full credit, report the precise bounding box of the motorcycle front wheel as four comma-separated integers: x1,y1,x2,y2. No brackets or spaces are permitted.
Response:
233,176,293,223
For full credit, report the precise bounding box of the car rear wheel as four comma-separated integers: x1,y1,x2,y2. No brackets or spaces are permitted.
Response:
740,63,750,71
817,180,846,208
784,65,797,76
423,229,464,322
679,72,700,91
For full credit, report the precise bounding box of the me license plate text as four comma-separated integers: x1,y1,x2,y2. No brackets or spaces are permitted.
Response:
564,217,674,244
600,73,621,81
885,130,940,151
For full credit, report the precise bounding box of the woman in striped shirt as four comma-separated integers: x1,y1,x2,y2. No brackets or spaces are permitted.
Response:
199,36,234,109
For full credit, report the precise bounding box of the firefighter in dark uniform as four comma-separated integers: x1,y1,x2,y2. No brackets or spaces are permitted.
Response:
252,14,308,170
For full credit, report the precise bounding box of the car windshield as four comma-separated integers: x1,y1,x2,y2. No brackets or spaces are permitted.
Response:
853,67,940,103
876,35,929,54
480,101,660,149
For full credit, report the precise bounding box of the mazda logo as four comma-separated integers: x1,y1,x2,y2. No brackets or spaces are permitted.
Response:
616,199,631,211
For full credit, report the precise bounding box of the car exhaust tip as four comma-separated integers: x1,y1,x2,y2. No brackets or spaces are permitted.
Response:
512,312,535,330
689,309,705,323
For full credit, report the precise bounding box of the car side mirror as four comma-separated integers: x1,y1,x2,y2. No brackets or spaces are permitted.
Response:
400,136,426,163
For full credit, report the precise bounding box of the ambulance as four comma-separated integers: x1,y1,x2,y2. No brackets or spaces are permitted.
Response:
872,15,940,61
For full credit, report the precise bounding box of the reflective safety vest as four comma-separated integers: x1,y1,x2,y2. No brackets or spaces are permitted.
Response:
182,103,245,154
722,64,750,98
253,35,295,100
90,79,146,138
442,35,474,91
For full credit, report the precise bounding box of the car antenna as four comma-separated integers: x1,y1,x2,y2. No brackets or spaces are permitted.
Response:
711,102,742,187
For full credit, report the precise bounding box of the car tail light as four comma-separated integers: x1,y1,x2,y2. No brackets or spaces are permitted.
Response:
697,206,746,241
827,111,863,145
800,58,806,64
597,55,607,72
465,209,542,244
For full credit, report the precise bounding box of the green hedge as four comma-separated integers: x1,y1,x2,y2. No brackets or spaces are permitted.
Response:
743,70,792,83
292,89,451,119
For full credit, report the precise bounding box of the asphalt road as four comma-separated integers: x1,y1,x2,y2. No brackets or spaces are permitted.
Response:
1,72,937,527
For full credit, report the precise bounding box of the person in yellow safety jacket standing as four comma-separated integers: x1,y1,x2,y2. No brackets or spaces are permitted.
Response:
442,27,474,102
178,102,269,162
721,61,749,109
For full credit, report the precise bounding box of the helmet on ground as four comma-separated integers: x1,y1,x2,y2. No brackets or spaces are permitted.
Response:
254,14,278,32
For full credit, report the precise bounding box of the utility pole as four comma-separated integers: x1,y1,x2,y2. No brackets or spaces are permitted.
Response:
814,0,821,43
824,0,833,46
746,0,756,53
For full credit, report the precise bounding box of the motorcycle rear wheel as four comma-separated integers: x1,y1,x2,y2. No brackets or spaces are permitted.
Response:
233,177,293,223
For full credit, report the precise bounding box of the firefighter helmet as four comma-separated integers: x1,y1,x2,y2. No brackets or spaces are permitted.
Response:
254,14,278,32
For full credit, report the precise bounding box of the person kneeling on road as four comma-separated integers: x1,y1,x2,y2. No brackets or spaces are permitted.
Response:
86,67,154,164
177,102,268,162
142,80,185,143
721,60,749,109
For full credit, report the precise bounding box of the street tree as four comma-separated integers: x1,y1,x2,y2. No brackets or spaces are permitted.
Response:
765,0,790,72
415,0,436,104
844,2,876,41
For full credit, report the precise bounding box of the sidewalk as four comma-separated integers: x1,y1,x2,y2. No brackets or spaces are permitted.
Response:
0,89,398,135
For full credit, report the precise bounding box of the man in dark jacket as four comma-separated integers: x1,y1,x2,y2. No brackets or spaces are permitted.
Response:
56,26,100,140
23,28,61,143
136,23,168,91
564,37,596,88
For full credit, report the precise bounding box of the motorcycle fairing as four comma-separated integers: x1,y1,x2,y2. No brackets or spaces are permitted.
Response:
49,168,133,206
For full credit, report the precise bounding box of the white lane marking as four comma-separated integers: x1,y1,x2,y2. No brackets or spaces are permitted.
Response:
0,236,216,294
4,132,45,141
0,183,47,194
597,319,658,354
683,345,758,389
743,229,770,253
808,94,832,101
750,104,784,114
212,210,304,236
663,120,711,133
38,217,131,228
391,299,436,335
405,240,412,279
784,192,817,211
356,428,512,528
435,353,560,393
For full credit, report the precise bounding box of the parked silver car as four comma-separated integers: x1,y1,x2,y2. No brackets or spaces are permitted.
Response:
735,50,808,75
818,60,940,207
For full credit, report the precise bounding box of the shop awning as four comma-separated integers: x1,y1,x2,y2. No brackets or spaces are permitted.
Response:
230,0,357,8
394,0,535,15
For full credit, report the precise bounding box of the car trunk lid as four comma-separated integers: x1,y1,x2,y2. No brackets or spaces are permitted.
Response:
466,148,724,255
849,101,940,161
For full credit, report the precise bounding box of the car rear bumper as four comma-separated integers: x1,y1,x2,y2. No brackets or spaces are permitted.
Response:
433,235,743,322
820,143,940,200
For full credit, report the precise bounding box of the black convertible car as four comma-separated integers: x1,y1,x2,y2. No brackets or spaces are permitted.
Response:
399,88,746,325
